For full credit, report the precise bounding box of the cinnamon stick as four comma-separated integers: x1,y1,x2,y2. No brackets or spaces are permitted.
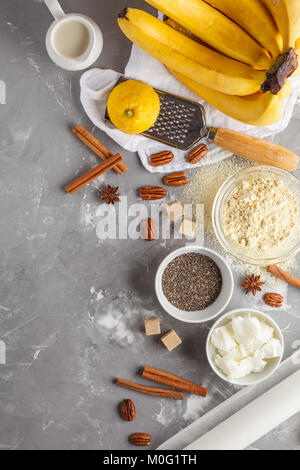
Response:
116,378,184,400
268,265,300,289
72,125,128,175
142,366,208,397
65,153,123,194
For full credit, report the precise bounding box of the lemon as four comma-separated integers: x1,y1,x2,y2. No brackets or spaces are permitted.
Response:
107,80,160,134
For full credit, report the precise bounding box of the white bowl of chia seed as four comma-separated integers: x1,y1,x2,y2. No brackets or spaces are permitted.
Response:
155,246,234,323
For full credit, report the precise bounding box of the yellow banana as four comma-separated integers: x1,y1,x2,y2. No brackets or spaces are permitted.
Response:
278,80,292,100
170,70,282,126
204,0,282,59
163,16,203,45
165,12,293,100
260,0,300,50
144,0,271,69
292,38,300,77
118,9,265,96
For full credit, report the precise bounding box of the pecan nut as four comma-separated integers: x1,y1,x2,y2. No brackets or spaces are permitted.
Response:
130,433,152,447
139,186,167,200
141,218,157,241
150,150,174,167
187,144,208,164
163,172,188,187
264,293,285,308
121,399,136,422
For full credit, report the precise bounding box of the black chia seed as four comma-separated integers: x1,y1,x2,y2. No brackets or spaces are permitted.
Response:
162,253,223,311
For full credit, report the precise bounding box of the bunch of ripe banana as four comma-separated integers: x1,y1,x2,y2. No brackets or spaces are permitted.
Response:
118,0,300,126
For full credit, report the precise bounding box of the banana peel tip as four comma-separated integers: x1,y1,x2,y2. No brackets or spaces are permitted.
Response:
118,8,129,20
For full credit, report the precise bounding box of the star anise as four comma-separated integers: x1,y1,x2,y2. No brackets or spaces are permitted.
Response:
241,274,265,296
100,185,120,205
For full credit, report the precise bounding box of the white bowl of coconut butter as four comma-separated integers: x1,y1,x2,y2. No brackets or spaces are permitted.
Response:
206,309,284,386
44,0,103,71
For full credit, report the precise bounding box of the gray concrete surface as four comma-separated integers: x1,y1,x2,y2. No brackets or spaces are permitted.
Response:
0,0,299,450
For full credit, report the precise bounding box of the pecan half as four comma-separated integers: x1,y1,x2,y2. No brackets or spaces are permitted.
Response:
121,399,136,422
187,144,208,164
150,150,174,167
139,186,167,200
163,172,188,187
264,293,285,308
130,433,152,446
141,218,157,241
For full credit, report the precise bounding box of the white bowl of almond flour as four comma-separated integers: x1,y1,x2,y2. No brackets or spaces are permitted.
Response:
155,246,234,323
212,166,300,266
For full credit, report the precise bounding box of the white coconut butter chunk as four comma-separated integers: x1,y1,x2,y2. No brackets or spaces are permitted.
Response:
211,314,282,379
256,338,283,360
232,315,261,345
211,322,236,352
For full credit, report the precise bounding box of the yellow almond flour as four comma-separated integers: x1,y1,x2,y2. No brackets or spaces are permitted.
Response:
223,176,298,252
183,157,298,279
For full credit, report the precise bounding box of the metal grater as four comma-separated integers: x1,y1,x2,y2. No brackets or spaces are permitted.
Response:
105,77,208,150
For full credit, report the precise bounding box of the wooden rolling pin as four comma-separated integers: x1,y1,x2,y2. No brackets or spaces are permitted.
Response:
208,128,299,171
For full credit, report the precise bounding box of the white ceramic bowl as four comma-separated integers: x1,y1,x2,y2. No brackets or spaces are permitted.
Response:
206,309,284,386
155,246,234,323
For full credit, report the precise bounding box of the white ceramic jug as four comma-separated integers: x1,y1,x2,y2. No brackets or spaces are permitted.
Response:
44,0,103,71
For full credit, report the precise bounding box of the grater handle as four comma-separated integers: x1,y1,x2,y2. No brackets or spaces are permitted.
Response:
208,127,299,172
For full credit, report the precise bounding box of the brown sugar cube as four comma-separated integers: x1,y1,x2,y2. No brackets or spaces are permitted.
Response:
179,219,197,238
144,317,161,336
165,201,184,221
161,330,182,351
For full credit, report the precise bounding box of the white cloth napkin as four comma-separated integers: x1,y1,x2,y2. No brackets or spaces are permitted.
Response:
80,45,300,173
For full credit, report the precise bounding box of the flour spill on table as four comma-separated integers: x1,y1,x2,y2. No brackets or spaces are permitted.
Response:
80,198,99,231
154,400,183,427
182,394,213,422
155,390,217,428
96,308,136,346
90,286,105,302
154,370,233,428
26,56,41,75
89,286,157,348
1,126,33,160
6,22,18,32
